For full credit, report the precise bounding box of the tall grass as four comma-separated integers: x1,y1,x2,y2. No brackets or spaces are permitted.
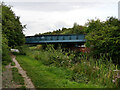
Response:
72,58,118,88
25,45,119,88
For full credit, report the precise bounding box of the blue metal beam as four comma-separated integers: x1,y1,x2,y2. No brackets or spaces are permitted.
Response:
25,34,86,44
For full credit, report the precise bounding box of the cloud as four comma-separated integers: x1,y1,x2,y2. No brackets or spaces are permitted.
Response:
4,0,118,36
3,0,120,3
6,2,103,12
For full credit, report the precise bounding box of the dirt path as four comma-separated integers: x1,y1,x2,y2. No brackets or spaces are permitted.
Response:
2,63,14,88
12,55,35,88
2,63,22,88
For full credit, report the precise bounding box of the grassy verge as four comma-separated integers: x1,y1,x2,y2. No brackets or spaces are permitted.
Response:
16,55,104,88
12,67,25,86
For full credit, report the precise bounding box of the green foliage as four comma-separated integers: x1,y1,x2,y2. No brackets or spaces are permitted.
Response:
71,23,85,34
72,57,117,88
2,35,11,65
12,67,25,86
35,23,85,36
11,61,15,66
0,3,2,64
85,17,120,63
2,3,25,48
36,45,43,50
25,45,120,88
16,46,27,55
35,17,120,64
27,45,80,67
1,3,26,66
16,55,103,88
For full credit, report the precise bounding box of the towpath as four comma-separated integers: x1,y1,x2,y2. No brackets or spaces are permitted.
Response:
12,55,35,89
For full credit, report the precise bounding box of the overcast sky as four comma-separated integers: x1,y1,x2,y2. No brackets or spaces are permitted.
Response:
3,0,120,36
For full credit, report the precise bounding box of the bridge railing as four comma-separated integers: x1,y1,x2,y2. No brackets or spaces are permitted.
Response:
25,34,86,44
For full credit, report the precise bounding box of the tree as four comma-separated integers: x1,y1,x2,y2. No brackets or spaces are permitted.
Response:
2,4,25,48
0,4,2,62
72,23,85,34
85,17,120,63
2,35,11,64
1,3,25,64
35,23,86,36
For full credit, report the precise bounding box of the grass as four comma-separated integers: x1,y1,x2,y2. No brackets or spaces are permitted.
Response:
26,46,119,88
2,58,25,88
11,61,15,66
2,65,6,72
16,55,104,88
15,45,120,88
12,67,25,86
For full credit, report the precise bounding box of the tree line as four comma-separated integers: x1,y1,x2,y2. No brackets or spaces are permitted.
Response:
1,3,25,65
35,23,85,35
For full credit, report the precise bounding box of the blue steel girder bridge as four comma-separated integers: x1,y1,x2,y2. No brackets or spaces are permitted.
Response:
25,34,86,47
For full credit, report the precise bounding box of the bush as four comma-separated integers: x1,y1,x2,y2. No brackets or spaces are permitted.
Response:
2,35,11,65
85,17,120,64
36,45,43,50
14,45,29,55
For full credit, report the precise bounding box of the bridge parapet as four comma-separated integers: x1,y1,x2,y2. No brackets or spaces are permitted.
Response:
25,34,86,44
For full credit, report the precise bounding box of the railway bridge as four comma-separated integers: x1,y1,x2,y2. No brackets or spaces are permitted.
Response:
25,34,88,52
25,34,86,45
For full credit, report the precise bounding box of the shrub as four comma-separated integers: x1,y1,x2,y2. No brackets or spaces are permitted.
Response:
14,45,29,55
85,17,120,64
36,45,43,50
2,35,11,65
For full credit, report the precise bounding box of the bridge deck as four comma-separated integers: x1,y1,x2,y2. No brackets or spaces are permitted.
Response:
25,34,86,44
